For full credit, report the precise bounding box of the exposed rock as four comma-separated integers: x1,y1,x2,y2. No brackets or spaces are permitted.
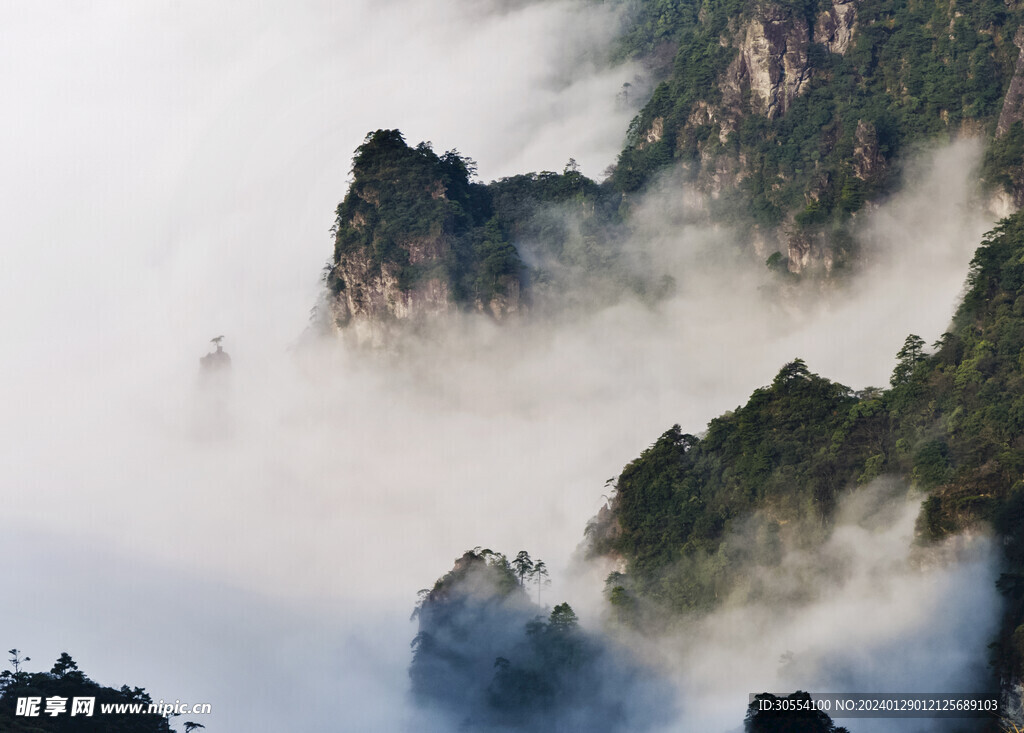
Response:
814,0,859,55
784,222,832,274
997,27,1024,137
786,227,813,273
328,245,455,346
406,235,446,265
852,120,884,181
684,100,734,145
639,116,665,148
687,101,716,127
480,275,521,319
734,4,813,119
696,149,744,199
324,130,523,344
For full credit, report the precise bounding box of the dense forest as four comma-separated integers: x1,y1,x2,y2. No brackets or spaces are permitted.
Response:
330,0,1024,726
322,129,676,332
408,550,878,728
323,0,1024,332
324,129,522,324
609,0,1024,262
408,548,674,731
0,650,194,732
588,210,1024,690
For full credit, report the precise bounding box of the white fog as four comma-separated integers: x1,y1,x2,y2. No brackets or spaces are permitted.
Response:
0,1,1005,731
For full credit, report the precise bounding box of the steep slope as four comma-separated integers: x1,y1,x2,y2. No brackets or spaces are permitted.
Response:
409,549,674,731
323,130,523,341
612,0,1024,269
320,0,1024,337
321,131,675,337
0,652,176,732
586,210,1024,711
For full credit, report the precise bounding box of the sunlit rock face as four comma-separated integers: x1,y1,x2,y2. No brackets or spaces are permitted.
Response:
814,0,859,56
733,3,813,120
323,130,522,345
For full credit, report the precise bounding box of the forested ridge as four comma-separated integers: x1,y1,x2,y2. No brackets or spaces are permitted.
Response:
589,210,1024,690
610,0,1024,240
342,1,1024,727
323,0,1024,334
0,651,186,733
408,548,674,731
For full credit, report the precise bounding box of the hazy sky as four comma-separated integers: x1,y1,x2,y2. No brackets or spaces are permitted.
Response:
0,1,1004,731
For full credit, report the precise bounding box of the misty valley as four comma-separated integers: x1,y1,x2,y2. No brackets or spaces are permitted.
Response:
7,0,1024,731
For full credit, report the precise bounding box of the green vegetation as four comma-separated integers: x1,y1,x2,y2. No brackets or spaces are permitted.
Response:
327,0,1024,314
982,121,1024,194
328,129,521,307
488,163,614,256
328,131,684,318
593,212,1024,678
487,165,675,305
0,650,178,732
409,548,672,731
609,0,1022,245
328,132,671,315
487,165,621,280
591,357,885,612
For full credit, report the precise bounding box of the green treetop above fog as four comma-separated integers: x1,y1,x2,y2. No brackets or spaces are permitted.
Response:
0,650,179,732
589,210,1024,682
323,0,1024,332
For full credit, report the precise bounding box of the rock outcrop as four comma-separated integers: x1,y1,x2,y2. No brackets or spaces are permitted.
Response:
852,120,884,181
732,4,813,119
998,28,1024,138
327,245,457,345
814,0,858,55
323,130,522,344
613,0,1024,274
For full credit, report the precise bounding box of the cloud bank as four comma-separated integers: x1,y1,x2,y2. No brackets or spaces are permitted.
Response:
0,0,1005,730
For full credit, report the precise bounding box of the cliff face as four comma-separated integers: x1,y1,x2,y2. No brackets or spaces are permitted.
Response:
997,28,1024,138
324,130,522,343
321,0,1024,334
732,3,813,120
323,134,651,339
813,0,858,55
615,0,1022,272
675,1,825,152
327,243,456,345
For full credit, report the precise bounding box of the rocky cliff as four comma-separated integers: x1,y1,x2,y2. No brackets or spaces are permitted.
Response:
321,132,660,339
813,0,858,56
320,0,1024,334
997,28,1024,139
731,3,813,120
322,130,522,343
614,0,1021,272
